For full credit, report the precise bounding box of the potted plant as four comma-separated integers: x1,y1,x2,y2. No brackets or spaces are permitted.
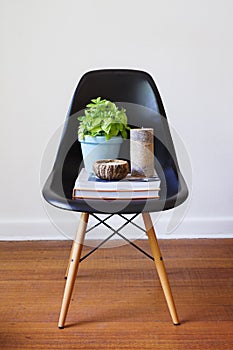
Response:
78,97,130,173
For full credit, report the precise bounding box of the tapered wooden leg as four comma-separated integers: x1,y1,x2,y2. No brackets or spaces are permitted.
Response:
58,212,89,329
64,243,75,279
142,212,180,325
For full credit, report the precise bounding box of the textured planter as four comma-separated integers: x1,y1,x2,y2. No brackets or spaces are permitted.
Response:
79,135,123,173
93,159,129,180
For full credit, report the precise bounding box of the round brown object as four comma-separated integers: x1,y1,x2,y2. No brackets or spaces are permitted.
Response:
93,159,129,181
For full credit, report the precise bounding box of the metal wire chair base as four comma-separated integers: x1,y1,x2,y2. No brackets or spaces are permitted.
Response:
80,213,154,262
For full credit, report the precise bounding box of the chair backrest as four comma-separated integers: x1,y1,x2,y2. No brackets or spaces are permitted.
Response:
49,69,187,210
69,69,166,115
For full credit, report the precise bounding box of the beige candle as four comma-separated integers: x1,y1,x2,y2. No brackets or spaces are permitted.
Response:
130,128,154,177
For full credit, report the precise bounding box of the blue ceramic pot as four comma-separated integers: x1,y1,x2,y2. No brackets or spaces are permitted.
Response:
79,135,123,173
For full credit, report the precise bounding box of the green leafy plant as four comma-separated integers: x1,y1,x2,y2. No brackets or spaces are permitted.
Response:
78,97,130,141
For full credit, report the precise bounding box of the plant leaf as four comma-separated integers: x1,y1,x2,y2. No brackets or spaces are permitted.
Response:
77,97,130,140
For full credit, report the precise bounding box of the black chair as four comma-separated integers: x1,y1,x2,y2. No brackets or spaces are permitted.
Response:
42,69,188,328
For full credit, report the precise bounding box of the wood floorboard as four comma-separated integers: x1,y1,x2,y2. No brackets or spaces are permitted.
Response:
0,239,232,349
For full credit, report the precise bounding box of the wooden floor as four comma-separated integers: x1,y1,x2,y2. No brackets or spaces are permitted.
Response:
0,239,232,350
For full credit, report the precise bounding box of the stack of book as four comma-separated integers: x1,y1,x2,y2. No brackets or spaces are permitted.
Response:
72,168,160,200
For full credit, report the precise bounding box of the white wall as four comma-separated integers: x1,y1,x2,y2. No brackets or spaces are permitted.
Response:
0,0,232,240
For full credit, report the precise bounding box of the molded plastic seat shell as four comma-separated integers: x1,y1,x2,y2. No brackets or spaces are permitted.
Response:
42,69,188,214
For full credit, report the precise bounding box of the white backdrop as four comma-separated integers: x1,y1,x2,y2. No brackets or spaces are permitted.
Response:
1,0,232,240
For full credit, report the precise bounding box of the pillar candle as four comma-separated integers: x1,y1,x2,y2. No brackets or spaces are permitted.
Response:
130,128,154,177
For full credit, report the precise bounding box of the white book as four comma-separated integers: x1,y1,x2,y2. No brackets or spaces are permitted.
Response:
72,168,160,200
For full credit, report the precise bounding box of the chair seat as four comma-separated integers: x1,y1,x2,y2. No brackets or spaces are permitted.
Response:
43,166,188,214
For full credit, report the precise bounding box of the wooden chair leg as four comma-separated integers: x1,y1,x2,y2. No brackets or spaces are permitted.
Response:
58,212,89,329
142,212,180,325
64,243,74,279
